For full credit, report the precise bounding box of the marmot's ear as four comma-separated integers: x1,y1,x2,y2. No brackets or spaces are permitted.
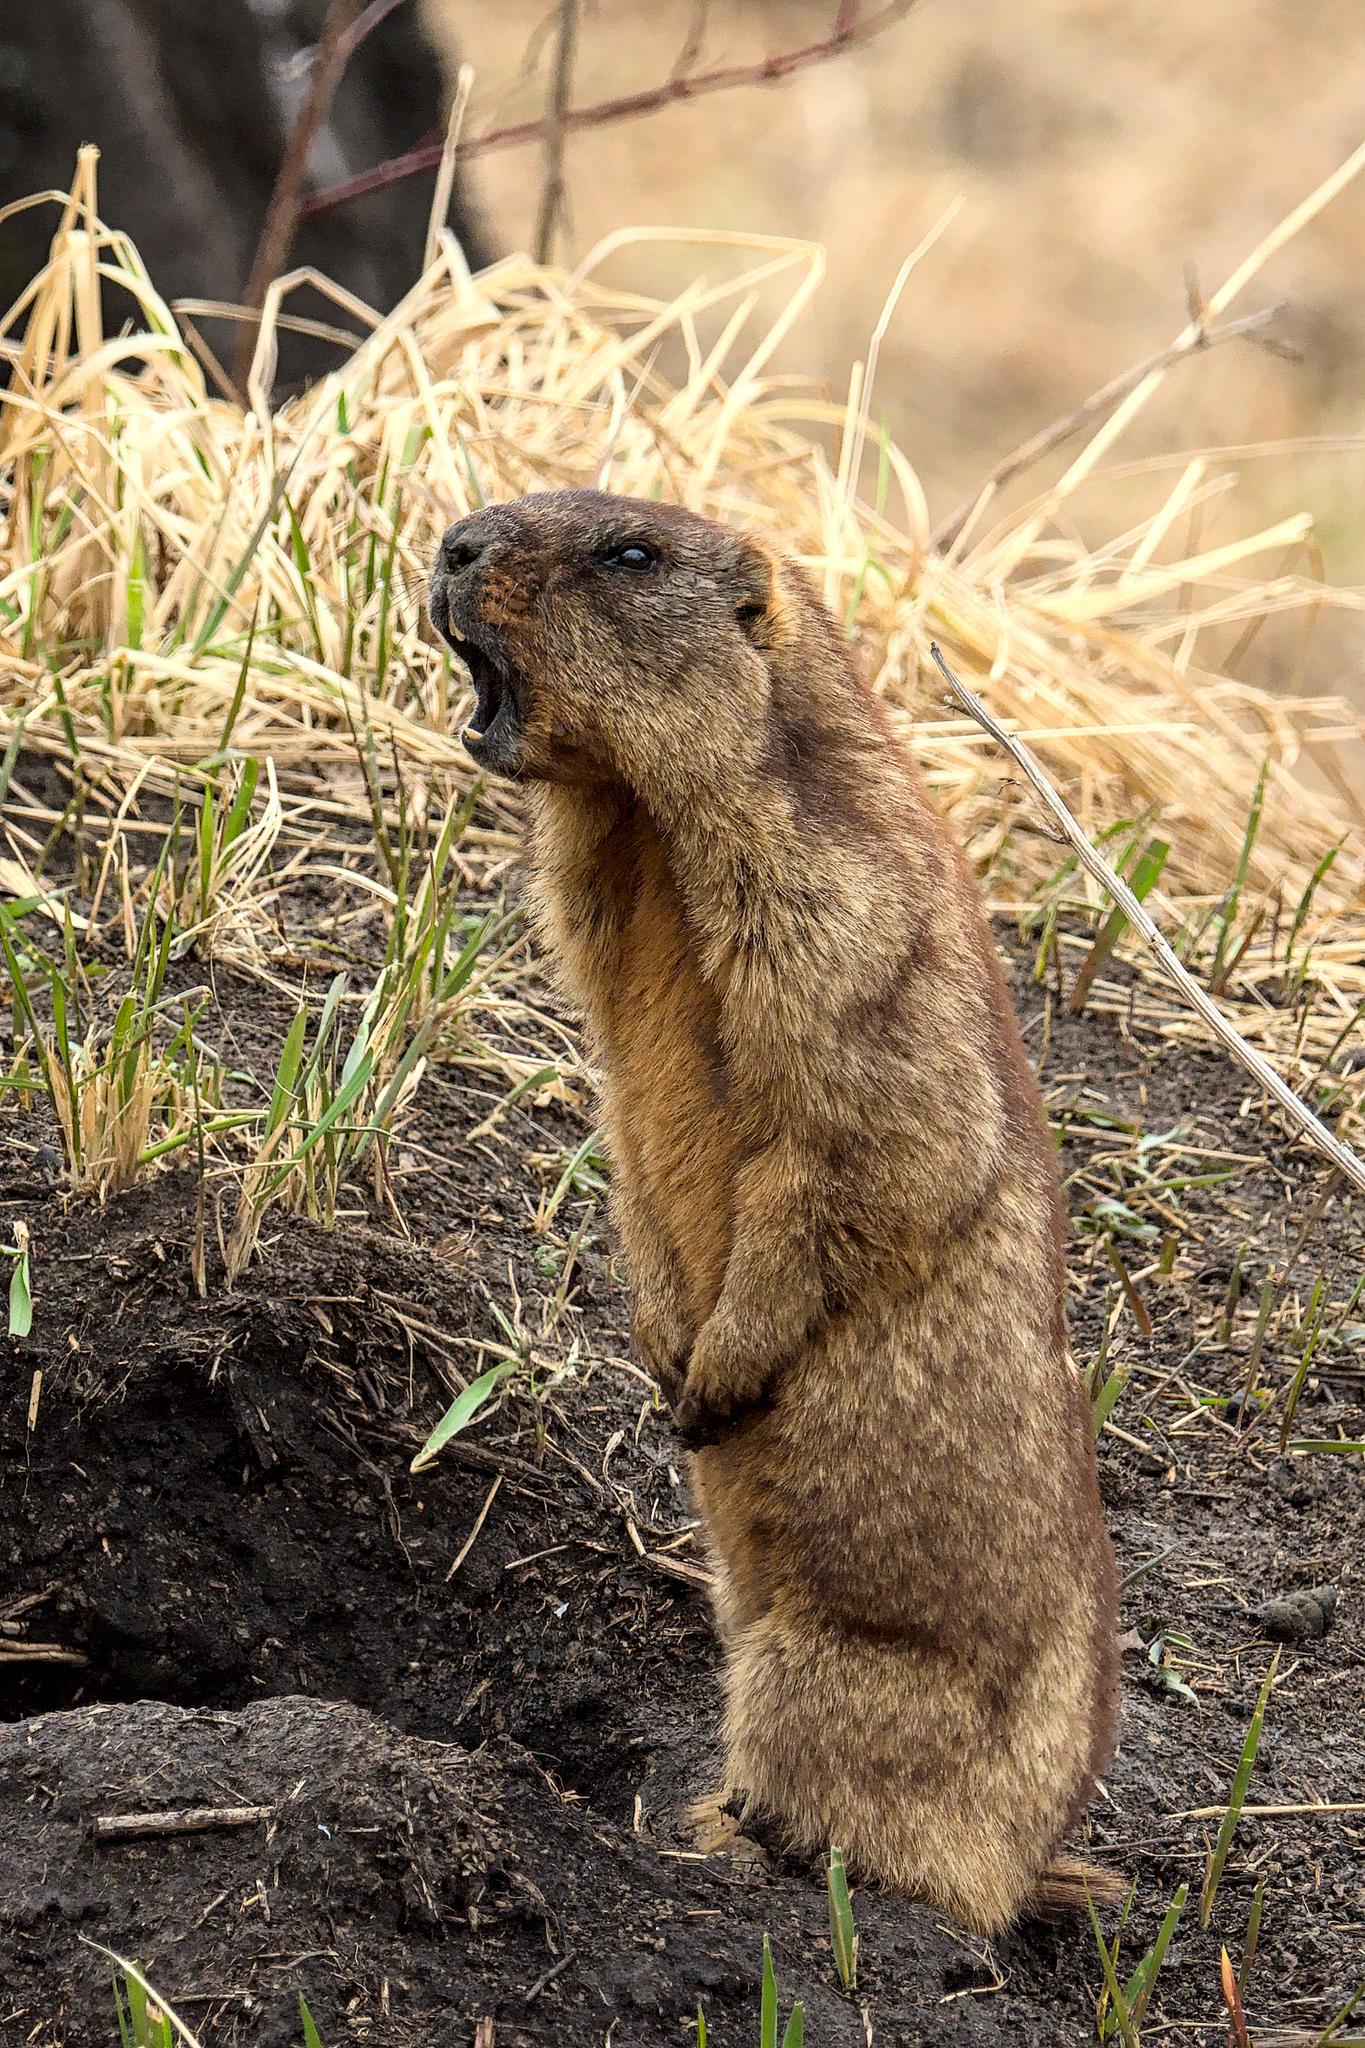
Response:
734,537,800,655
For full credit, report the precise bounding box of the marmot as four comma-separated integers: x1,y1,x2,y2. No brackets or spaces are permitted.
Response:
428,489,1120,1935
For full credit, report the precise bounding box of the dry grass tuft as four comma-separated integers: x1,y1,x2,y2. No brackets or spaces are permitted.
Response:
2,146,1363,1088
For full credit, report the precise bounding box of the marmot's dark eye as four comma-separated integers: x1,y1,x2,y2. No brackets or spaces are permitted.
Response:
600,542,657,573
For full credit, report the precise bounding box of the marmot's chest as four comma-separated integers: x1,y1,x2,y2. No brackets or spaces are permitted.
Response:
596,822,736,1322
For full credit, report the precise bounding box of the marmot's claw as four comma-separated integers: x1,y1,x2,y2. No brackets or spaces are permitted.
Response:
672,1370,771,1446
651,1353,689,1405
672,1399,727,1450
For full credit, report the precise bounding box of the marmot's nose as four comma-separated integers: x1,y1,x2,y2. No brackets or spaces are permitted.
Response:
438,515,500,575
440,533,484,572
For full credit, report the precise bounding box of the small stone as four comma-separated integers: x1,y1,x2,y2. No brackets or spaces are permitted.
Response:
1257,1585,1338,1642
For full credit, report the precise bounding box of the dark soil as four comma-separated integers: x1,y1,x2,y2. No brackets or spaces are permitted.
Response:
2,920,1363,2047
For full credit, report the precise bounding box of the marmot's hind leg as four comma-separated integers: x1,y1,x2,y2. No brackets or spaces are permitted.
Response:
719,1611,1040,1936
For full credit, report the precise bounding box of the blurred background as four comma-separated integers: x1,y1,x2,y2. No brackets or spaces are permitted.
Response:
5,1,1365,634
441,1,1365,590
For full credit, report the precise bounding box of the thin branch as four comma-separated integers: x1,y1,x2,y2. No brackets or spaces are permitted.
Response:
233,0,361,390
929,305,1289,557
94,1806,275,1842
533,0,580,266
333,0,411,70
300,0,919,219
927,644,1365,1200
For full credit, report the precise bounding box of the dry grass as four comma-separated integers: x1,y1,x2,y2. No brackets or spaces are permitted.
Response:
1,146,1363,1113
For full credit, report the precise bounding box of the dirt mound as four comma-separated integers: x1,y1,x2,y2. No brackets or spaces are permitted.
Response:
0,1691,1018,2047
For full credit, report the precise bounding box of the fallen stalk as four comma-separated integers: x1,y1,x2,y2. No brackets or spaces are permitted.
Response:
929,644,1365,1199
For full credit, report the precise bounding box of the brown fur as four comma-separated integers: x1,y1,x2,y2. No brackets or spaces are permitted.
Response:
427,489,1122,1936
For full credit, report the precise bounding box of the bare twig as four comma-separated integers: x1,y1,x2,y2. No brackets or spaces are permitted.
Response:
300,0,919,218
424,63,476,274
233,0,361,390
930,306,1287,556
533,1,580,266
0,1641,87,1665
333,0,411,70
444,1473,502,1580
928,644,1365,1199
525,1950,576,2003
93,1805,274,1841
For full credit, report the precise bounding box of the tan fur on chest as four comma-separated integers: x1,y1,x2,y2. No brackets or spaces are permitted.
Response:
594,814,736,1330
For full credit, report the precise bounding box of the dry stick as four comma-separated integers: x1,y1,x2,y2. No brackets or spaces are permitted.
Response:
1169,1801,1365,1822
232,0,361,391
0,1642,87,1665
929,305,1285,556
533,0,580,267
93,1805,274,1841
300,0,919,217
445,1473,502,1580
524,1949,576,2004
423,63,475,275
928,645,1365,1200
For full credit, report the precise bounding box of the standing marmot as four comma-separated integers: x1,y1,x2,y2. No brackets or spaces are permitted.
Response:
428,489,1120,1935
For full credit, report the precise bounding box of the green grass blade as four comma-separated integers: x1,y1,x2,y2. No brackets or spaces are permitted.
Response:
191,471,291,656
286,499,327,665
0,712,28,810
1238,1874,1265,1993
761,1935,778,2048
410,1360,519,1472
780,2004,805,2048
266,1007,309,1135
1311,1976,1365,2046
1071,836,1169,1013
827,1846,857,1989
197,786,214,921
126,528,146,651
1286,840,1343,989
1201,1648,1280,1928
1126,1881,1187,2023
112,1965,135,2048
540,1126,607,1231
221,756,260,850
258,1051,375,1202
299,1993,325,2048
1086,1885,1138,2048
8,1247,32,1338
1280,1272,1331,1451
1091,1359,1130,1437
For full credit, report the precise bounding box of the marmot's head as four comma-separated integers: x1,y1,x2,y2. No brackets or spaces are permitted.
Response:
427,490,826,788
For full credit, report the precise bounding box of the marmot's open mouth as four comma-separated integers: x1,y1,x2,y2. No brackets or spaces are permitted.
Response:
443,632,524,777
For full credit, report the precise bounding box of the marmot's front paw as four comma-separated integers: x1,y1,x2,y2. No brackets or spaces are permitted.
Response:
671,1332,768,1444
671,1385,726,1448
632,1314,691,1404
